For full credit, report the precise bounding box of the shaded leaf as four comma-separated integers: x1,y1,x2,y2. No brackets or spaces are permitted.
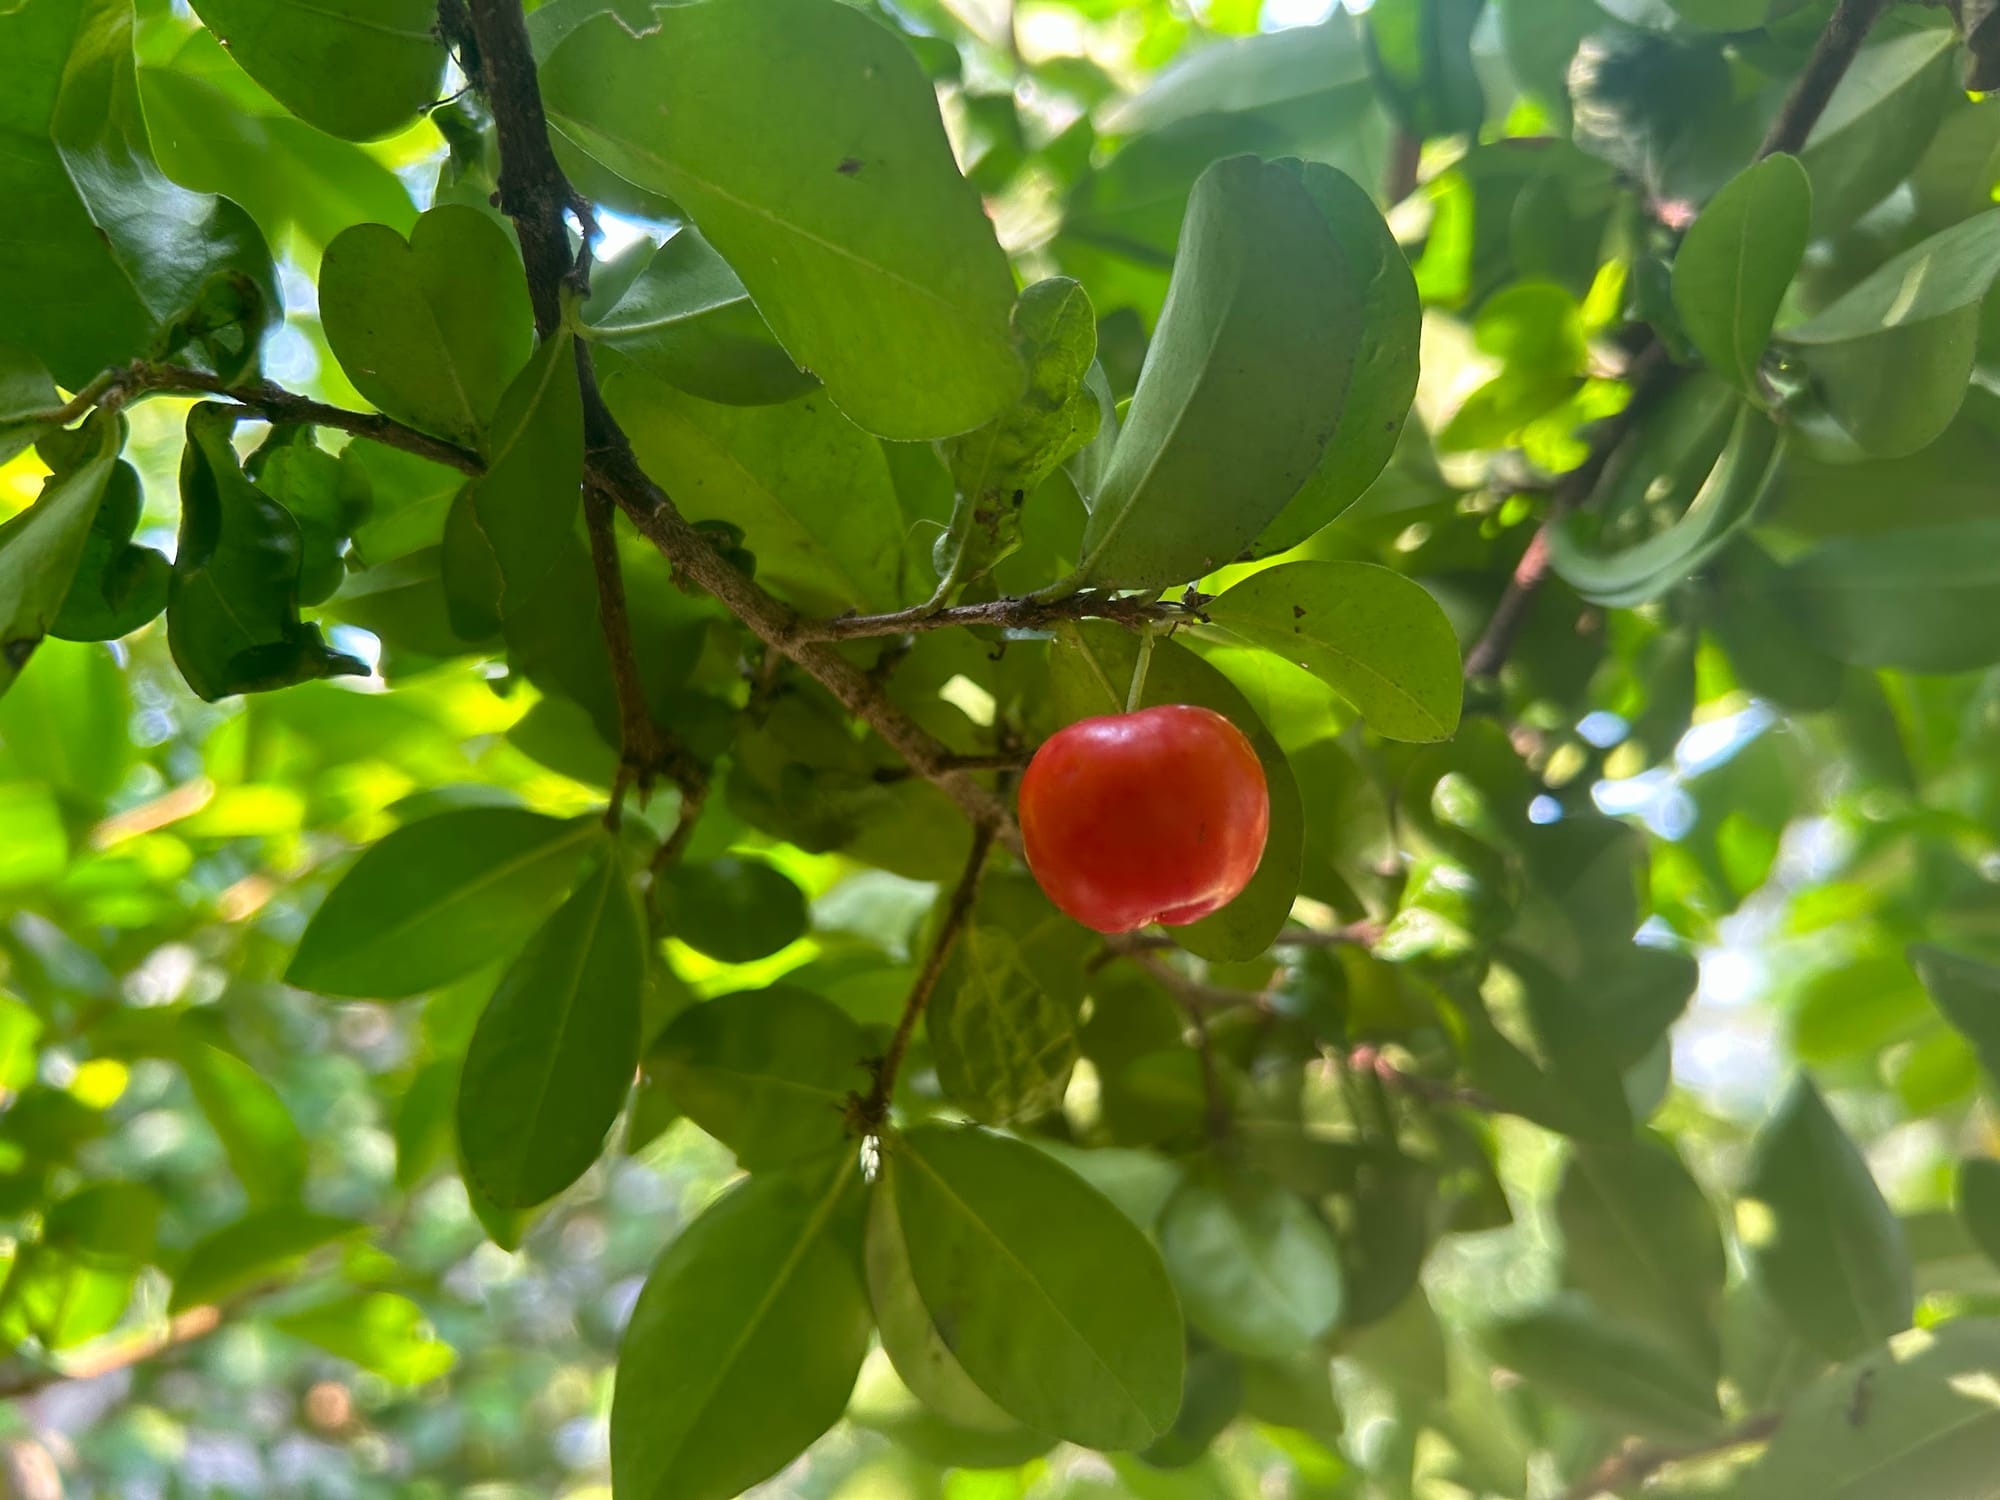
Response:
0,414,121,697
929,926,1079,1125
49,461,169,643
1910,945,2000,1081
1484,1295,1722,1443
1159,1168,1344,1357
654,857,809,965
186,0,444,141
1672,154,1811,397
181,1040,307,1206
171,1209,363,1314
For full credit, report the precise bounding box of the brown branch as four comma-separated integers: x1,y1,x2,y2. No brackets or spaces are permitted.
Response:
1386,130,1422,204
648,777,709,884
854,824,997,1131
1556,1412,1782,1500
1464,0,1892,681
0,1304,224,1401
27,362,483,476
805,590,1188,642
1344,1044,1501,1114
582,480,678,820
452,0,1021,847
1758,0,1894,158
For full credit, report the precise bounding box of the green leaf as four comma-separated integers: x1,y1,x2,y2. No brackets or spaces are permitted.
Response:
290,808,595,999
1102,15,1369,138
0,785,67,890
654,986,866,1170
0,345,60,465
653,857,809,965
181,1040,307,1205
186,0,444,141
1740,1074,1913,1361
170,1208,363,1314
1483,1296,1722,1443
611,1160,871,1500
1068,157,1380,590
272,1292,456,1385
0,0,278,387
1798,26,1959,238
394,1058,457,1190
1249,167,1422,558
608,373,912,614
582,228,812,407
847,1349,1054,1470
440,331,586,639
1202,561,1461,742
1780,211,2000,458
0,414,121,696
137,65,420,257
320,206,534,451
1737,1319,2000,1499
168,405,367,700
1452,956,1635,1142
0,996,41,1095
1364,0,1486,140
1557,1136,1725,1375
929,926,1080,1126
1672,154,1811,396
1050,622,1304,962
1158,1168,1344,1358
1959,1159,2000,1271
541,0,1022,440
457,852,646,1210
935,278,1102,597
49,461,169,644
1910,945,2000,1081
875,1124,1185,1449
1776,522,2000,674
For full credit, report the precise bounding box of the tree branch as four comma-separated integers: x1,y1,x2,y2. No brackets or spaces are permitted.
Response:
1343,1043,1502,1114
0,1304,225,1401
1556,1412,1782,1500
26,362,483,476
583,480,684,819
1463,0,1892,681
803,589,1190,642
854,824,997,1131
453,0,1021,845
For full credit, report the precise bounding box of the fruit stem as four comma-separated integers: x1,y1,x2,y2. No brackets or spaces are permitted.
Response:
1125,624,1157,714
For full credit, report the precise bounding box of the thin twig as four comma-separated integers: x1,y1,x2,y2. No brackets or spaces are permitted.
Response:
0,1304,224,1401
872,751,1030,783
854,825,997,1131
1386,129,1422,204
802,590,1187,642
1556,1412,1782,1500
1344,1044,1502,1114
1463,0,1892,681
648,777,709,883
582,480,673,820
25,362,483,476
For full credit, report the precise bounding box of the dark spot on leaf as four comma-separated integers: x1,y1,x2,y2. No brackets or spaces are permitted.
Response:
3,635,38,669
837,156,863,175
1292,605,1306,619
1011,489,1025,506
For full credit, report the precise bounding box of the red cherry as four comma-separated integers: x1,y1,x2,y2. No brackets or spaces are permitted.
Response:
1018,704,1270,934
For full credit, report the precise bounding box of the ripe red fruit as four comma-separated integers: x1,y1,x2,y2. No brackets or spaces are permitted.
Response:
1018,704,1270,934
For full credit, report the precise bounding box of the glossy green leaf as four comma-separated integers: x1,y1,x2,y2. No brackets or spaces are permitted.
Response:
1484,1296,1722,1443
1960,1159,2000,1271
181,1040,307,1205
1738,1319,2000,1499
290,808,595,999
582,228,812,406
877,1124,1184,1449
457,852,646,1210
1798,26,1958,237
272,1292,456,1384
1158,1168,1343,1357
1102,14,1369,138
168,405,367,701
1558,1136,1725,1374
612,1160,870,1500
321,206,534,451
49,461,169,644
186,0,444,141
654,986,866,1170
440,331,586,639
653,857,809,965
1910,946,2000,1081
935,278,1102,597
1068,157,1373,590
542,0,1022,440
170,1208,363,1314
0,345,59,464
1672,154,1811,396
1781,211,2000,458
0,414,121,697
0,0,278,387
1203,561,1461,742
1250,166,1422,557
609,373,912,614
928,926,1079,1125
1051,622,1304,962
1740,1074,1913,1360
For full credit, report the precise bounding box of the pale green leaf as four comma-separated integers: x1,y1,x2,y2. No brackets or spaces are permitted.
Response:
1673,155,1811,395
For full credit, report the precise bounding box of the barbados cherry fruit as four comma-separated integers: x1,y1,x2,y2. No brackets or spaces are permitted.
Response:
1018,704,1270,934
